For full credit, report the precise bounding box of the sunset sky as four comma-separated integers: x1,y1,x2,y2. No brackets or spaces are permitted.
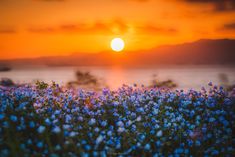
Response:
0,0,235,59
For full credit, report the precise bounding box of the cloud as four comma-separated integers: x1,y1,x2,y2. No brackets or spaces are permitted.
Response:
33,0,65,2
182,0,235,12
28,19,129,34
138,25,178,34
28,27,57,33
35,0,149,2
0,28,17,34
220,22,235,31
28,20,177,35
129,0,149,2
28,20,125,34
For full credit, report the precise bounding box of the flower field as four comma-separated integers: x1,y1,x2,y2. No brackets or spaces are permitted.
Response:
0,82,234,156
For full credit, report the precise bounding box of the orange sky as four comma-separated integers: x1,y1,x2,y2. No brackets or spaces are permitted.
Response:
0,0,235,59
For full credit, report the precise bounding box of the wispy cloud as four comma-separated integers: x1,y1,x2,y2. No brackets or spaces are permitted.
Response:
129,0,149,2
223,22,235,30
28,27,56,33
137,25,178,35
33,0,66,2
219,21,235,31
182,0,235,12
28,21,120,34
35,0,149,2
0,28,17,34
28,19,177,35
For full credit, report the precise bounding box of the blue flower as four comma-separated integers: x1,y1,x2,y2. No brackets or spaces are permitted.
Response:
50,153,59,157
64,130,69,137
116,121,124,127
201,126,207,133
84,144,91,151
20,143,26,149
107,130,112,136
144,143,151,150
45,118,51,125
52,126,61,133
101,120,107,127
69,131,76,137
81,140,87,145
29,121,35,128
55,145,61,151
136,116,142,122
94,127,100,132
115,142,121,149
156,130,163,137
175,148,184,154
10,115,17,122
27,139,32,145
100,151,107,157
88,132,93,138
0,114,5,120
209,117,215,123
37,141,43,148
195,140,201,146
137,107,144,113
139,134,146,141
37,126,46,133
0,82,234,155
155,141,161,147
78,116,83,121
152,108,159,115
184,149,189,154
88,118,96,126
92,151,99,157
95,135,104,145
222,120,229,127
211,150,219,155
65,115,72,123
113,101,119,106
207,133,212,139
131,125,136,132
18,102,28,109
118,127,125,133
150,130,155,135
126,120,132,127
54,110,61,115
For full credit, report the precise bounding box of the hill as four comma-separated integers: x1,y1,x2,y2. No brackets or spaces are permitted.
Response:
1,39,235,67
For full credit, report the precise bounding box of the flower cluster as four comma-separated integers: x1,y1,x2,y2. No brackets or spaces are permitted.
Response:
0,83,234,156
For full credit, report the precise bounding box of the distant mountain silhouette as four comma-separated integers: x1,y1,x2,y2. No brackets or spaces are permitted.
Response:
1,39,235,67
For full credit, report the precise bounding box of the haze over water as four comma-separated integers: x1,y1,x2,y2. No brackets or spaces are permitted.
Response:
1,65,234,90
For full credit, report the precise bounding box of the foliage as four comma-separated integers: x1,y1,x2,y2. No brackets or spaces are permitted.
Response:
0,78,15,87
35,80,49,90
149,74,177,89
0,82,234,156
67,71,105,91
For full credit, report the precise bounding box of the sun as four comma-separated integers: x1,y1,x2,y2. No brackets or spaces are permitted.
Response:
111,38,125,52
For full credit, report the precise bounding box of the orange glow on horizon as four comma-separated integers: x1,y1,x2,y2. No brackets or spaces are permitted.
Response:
0,0,235,59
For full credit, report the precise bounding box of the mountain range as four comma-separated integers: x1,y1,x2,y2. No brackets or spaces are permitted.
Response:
1,39,235,67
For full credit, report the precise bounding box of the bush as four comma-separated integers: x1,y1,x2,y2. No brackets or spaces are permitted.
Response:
67,71,105,91
0,78,15,87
